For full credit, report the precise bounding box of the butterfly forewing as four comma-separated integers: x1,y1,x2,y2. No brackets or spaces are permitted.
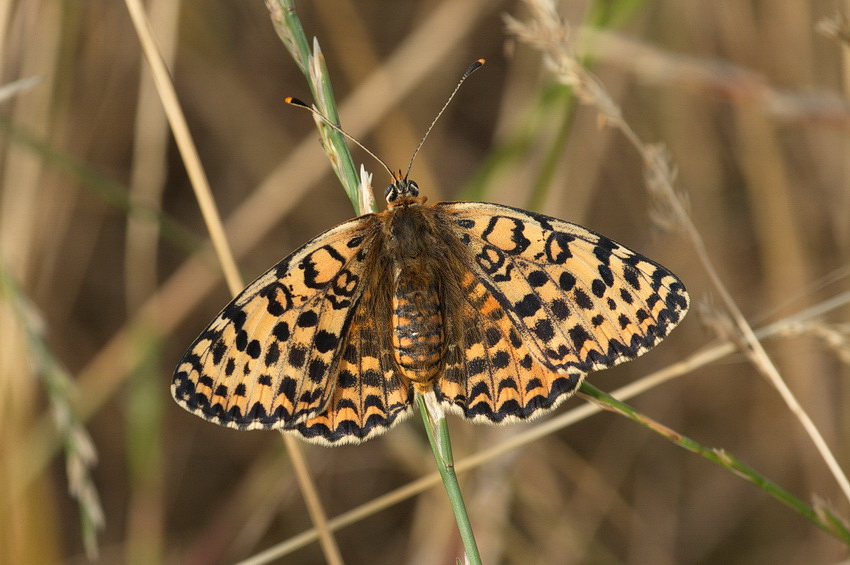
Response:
435,202,689,377
172,214,384,431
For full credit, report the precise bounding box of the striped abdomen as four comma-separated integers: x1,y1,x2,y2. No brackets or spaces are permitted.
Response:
391,267,444,391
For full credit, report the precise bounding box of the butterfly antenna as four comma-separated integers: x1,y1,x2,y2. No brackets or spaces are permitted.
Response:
285,97,395,181
403,58,485,181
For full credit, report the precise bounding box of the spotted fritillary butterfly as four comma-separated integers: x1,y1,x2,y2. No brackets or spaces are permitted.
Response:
172,173,689,445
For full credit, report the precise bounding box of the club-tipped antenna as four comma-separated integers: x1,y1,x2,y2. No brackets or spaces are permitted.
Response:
285,97,396,181
403,58,485,181
286,58,484,184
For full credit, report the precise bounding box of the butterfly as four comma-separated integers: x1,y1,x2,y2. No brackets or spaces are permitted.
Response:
172,172,689,445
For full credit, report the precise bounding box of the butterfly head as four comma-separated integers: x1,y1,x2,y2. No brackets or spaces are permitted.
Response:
384,175,421,206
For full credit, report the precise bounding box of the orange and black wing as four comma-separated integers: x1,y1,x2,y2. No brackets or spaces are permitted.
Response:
434,267,585,423
172,213,411,443
292,276,414,445
432,201,689,422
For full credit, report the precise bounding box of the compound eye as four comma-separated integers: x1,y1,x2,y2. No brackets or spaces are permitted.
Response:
384,183,397,202
407,180,419,196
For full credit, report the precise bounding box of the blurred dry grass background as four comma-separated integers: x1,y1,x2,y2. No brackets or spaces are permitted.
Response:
2,0,850,563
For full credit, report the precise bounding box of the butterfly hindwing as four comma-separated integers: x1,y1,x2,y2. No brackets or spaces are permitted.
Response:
435,201,689,378
292,278,414,445
172,214,384,432
434,268,584,423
